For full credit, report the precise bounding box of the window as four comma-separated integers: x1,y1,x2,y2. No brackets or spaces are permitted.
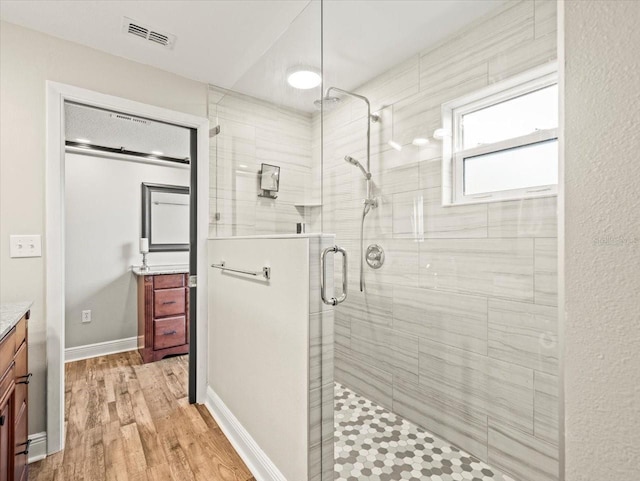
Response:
441,64,558,205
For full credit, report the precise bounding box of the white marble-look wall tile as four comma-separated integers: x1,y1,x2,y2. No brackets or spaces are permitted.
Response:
335,345,393,410
488,419,559,481
418,1,534,90
535,238,558,306
419,158,442,190
392,190,424,239
423,187,488,238
371,162,420,196
354,55,420,115
394,75,487,147
534,0,557,39
365,239,420,288
350,321,419,384
419,338,534,434
254,201,304,235
488,31,557,83
337,279,393,328
419,238,535,301
210,88,312,236
393,378,488,460
488,197,557,238
489,299,558,375
393,286,488,354
533,371,559,446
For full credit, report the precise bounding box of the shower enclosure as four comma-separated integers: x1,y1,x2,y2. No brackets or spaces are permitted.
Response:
208,1,561,481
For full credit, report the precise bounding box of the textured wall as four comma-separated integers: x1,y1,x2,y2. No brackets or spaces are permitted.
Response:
207,86,315,237
564,1,640,480
320,2,559,480
0,20,207,434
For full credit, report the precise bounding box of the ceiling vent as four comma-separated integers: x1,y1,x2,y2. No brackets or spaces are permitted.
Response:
122,17,176,49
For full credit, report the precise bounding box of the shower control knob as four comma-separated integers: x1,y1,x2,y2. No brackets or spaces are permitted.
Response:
365,244,385,269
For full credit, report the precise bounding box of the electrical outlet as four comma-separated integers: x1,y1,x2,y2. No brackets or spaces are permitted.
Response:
81,310,92,323
10,235,42,258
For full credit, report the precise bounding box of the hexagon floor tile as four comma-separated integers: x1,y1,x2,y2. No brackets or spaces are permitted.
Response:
334,383,515,481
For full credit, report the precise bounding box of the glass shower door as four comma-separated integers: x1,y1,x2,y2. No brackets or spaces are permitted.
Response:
321,2,561,481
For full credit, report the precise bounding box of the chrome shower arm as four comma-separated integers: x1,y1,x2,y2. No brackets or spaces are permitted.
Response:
324,87,371,111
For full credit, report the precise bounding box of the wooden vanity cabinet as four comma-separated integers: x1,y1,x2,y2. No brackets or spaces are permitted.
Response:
0,311,30,481
137,274,189,363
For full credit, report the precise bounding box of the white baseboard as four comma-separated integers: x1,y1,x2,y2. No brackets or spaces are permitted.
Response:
204,386,286,481
28,432,47,464
65,336,137,362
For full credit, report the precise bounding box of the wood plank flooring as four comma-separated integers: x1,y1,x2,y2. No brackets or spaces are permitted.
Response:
30,352,255,481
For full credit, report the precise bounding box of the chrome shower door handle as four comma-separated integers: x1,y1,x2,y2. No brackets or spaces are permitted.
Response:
321,245,348,306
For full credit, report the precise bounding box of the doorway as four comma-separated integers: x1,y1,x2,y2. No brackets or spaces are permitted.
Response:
45,82,209,454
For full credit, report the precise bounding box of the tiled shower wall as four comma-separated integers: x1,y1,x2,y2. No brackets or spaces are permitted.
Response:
318,2,559,481
207,85,316,237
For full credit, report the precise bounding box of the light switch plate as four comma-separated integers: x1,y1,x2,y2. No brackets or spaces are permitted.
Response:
10,235,42,258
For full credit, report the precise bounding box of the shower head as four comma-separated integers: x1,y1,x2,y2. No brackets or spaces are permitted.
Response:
313,95,342,111
344,155,371,179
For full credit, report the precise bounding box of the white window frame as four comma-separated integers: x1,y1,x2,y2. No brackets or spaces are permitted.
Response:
441,63,558,206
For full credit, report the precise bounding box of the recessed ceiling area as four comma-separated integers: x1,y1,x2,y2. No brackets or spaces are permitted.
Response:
0,0,505,112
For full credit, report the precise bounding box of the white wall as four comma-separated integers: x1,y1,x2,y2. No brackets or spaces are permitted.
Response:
0,20,207,434
563,1,640,480
64,152,189,348
208,237,310,481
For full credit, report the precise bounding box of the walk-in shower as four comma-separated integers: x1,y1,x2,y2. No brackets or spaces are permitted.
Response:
318,86,379,291
208,1,561,480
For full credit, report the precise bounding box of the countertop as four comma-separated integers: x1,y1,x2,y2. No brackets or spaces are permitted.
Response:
0,301,33,340
132,265,190,276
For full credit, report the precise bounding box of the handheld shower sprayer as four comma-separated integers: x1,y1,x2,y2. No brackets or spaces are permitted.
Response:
344,156,371,179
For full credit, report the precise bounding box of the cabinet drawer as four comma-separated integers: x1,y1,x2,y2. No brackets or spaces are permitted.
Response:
0,328,14,379
14,343,28,413
153,316,186,350
154,274,185,289
154,288,186,318
14,316,26,352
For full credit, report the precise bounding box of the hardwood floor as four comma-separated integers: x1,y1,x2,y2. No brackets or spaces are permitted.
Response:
30,352,255,481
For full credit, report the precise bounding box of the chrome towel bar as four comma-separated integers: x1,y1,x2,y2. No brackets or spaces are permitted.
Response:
211,261,271,280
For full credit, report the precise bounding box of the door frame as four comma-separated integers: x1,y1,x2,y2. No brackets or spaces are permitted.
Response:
45,81,209,454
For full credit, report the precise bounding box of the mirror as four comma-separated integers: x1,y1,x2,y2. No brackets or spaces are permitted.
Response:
259,163,280,198
141,183,189,251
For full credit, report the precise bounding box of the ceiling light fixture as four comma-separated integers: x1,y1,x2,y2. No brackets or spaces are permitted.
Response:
287,67,321,90
150,150,164,156
75,138,91,143
412,137,430,146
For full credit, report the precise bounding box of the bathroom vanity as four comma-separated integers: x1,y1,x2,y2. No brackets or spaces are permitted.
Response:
0,302,32,481
133,267,190,363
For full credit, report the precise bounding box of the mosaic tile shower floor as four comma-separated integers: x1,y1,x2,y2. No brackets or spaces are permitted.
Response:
334,383,515,481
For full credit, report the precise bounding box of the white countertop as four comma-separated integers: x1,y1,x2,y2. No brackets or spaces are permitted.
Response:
132,265,190,276
0,301,33,340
